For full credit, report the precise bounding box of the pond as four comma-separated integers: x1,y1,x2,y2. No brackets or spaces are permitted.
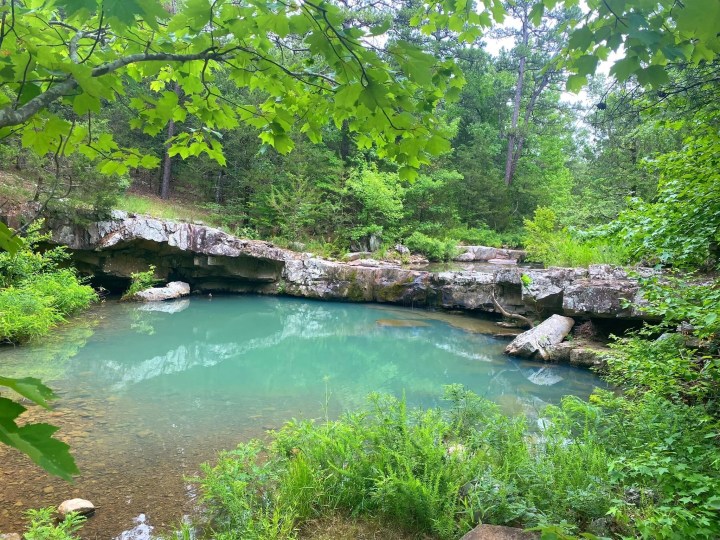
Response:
0,296,604,539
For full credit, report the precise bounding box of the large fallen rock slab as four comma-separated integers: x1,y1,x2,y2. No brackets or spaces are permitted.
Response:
505,314,575,360
133,281,190,301
460,524,538,540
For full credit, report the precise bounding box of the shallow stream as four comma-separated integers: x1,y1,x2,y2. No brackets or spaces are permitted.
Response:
0,296,604,538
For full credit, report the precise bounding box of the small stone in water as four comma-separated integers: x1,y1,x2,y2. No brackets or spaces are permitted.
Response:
58,498,96,518
42,486,54,494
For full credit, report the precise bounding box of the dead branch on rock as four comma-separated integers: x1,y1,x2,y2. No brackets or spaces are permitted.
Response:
492,290,534,329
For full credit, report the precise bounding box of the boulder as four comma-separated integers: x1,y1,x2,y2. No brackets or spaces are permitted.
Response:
58,498,95,517
505,314,575,360
459,524,538,540
0,533,21,540
133,281,191,302
543,340,608,366
395,244,410,255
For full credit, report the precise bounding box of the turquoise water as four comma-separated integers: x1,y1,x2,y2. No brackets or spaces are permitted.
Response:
0,296,603,538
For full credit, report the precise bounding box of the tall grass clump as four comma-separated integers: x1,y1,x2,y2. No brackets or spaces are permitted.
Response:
0,223,96,344
196,386,617,540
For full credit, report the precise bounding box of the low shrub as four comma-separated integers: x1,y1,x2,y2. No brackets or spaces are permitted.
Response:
28,269,98,315
0,223,96,343
122,265,160,300
0,286,61,343
23,507,85,540
405,232,458,261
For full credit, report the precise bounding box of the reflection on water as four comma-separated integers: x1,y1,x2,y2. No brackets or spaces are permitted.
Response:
0,296,604,539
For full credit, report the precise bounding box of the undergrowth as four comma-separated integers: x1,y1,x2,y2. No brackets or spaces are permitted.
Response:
523,207,629,267
23,507,86,540
121,265,160,300
193,383,720,540
0,223,96,343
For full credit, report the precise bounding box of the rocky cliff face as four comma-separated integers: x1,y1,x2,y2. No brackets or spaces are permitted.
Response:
47,212,653,320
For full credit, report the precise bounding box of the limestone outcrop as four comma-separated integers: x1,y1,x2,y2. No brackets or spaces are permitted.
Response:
42,212,655,321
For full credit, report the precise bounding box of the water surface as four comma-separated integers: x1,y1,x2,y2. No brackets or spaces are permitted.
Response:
0,296,603,538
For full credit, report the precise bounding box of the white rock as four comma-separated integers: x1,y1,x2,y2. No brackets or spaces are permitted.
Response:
133,281,191,302
58,498,95,517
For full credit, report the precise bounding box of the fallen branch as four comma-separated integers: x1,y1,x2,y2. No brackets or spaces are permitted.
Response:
492,290,534,329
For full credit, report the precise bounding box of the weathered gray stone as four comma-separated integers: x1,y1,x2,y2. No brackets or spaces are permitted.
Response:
505,314,576,360
544,340,609,366
454,245,526,262
343,251,372,262
133,281,191,302
58,498,95,517
459,524,538,540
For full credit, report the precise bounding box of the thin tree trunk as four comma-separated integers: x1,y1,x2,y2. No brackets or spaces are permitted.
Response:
215,170,223,204
504,9,529,186
159,117,175,200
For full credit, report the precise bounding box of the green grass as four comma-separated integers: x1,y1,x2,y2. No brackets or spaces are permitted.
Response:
116,193,223,227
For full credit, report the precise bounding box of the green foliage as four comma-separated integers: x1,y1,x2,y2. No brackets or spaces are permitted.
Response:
346,167,404,244
554,391,720,539
523,208,629,267
196,387,617,540
0,377,79,481
404,232,458,261
614,125,720,268
122,265,160,300
23,507,86,540
0,223,96,343
564,0,720,89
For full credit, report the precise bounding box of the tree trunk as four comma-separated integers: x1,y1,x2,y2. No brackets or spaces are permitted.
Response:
504,7,529,186
159,117,175,200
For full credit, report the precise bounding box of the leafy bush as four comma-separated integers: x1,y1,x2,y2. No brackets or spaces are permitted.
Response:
613,125,720,269
554,392,720,539
0,286,61,343
524,207,629,267
448,225,503,247
405,232,458,261
0,223,96,343
23,507,85,540
122,265,160,300
28,269,98,315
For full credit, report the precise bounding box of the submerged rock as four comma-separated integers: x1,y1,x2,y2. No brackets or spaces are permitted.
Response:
57,498,95,518
375,319,430,328
133,281,191,302
505,314,575,360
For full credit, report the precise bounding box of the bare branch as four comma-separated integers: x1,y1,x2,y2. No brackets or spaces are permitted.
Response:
492,290,534,329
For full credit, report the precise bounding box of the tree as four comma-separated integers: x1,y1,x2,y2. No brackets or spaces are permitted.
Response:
495,0,576,185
